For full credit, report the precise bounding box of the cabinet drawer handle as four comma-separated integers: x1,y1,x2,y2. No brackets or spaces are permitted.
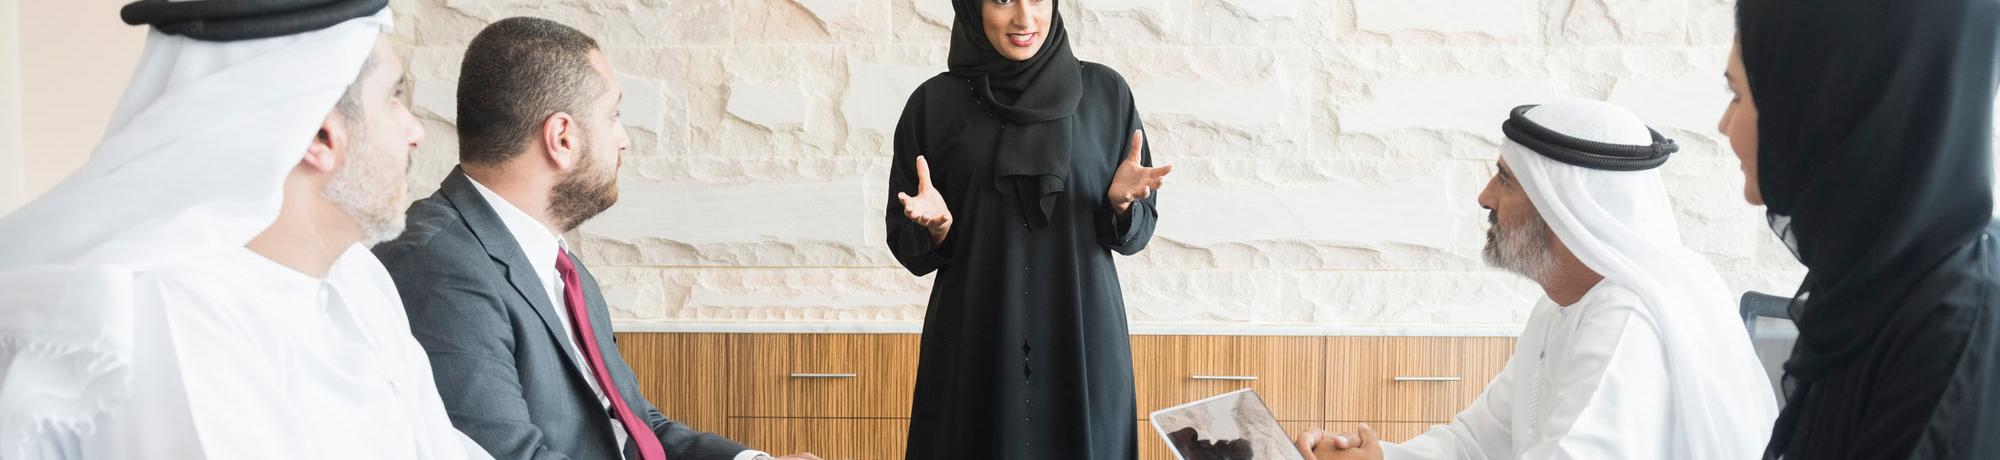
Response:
1191,375,1259,381
1392,376,1462,382
789,373,858,379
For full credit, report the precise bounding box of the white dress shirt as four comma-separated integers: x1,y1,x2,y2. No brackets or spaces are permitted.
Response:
469,178,766,460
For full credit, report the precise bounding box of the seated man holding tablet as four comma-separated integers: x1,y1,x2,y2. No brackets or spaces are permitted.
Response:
1295,101,1777,460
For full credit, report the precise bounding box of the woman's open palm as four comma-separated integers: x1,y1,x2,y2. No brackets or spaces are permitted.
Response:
1108,129,1172,216
898,155,952,247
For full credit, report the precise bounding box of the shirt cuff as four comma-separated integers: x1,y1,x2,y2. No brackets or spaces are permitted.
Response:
1100,200,1147,246
733,450,772,460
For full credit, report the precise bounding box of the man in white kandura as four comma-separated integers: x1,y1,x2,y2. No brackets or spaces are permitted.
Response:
1296,99,1778,460
0,1,488,458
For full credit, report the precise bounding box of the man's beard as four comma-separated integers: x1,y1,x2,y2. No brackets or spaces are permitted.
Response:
323,128,409,245
548,139,619,233
1483,209,1556,284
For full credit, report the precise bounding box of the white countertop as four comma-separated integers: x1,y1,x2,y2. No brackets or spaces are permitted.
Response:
610,320,1522,337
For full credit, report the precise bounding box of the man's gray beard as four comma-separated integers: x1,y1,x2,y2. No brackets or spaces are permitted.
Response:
1483,209,1556,284
323,131,408,245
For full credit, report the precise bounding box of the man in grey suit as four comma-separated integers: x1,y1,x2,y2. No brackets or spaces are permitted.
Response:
374,17,818,460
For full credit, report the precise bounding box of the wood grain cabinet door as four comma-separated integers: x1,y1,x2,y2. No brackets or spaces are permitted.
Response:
729,418,912,460
1305,421,1438,444
733,334,921,418
1131,335,1185,421
1138,419,1173,460
614,333,733,434
727,418,794,456
1326,337,1473,423
616,332,1516,460
1455,337,1516,409
1179,336,1326,422
792,419,911,460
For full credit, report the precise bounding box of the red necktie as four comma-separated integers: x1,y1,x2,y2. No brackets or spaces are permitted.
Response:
556,249,667,460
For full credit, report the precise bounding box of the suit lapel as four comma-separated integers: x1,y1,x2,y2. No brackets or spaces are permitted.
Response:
439,168,593,383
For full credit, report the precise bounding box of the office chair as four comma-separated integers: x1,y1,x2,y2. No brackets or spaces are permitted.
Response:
1739,291,1796,407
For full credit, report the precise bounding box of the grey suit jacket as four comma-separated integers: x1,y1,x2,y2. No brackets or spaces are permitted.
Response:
375,169,747,460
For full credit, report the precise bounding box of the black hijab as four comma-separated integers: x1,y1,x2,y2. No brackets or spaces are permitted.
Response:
948,0,1083,229
1737,0,2000,451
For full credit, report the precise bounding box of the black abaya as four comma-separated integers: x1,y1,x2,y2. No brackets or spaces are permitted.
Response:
1736,0,2000,457
887,63,1157,460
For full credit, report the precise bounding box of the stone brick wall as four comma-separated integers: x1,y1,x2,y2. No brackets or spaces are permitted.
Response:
386,0,1908,331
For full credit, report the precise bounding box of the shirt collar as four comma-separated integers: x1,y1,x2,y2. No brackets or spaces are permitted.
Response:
467,177,566,282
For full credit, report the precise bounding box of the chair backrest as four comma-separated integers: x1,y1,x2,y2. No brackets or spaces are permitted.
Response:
1739,291,1797,407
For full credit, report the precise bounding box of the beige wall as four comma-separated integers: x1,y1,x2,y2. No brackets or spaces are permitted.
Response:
388,0,1808,330
13,0,145,211
0,1,1820,331
0,0,22,212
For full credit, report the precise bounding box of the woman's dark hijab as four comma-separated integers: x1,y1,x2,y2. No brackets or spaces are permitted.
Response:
948,0,1083,229
1737,0,2000,454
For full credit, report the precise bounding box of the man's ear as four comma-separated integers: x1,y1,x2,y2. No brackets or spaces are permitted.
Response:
542,112,579,171
305,114,346,173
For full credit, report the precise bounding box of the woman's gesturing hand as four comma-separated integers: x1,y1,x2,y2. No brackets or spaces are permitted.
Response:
898,155,953,248
1108,129,1172,216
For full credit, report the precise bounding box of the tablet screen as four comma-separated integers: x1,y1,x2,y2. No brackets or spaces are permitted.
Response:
1148,388,1305,460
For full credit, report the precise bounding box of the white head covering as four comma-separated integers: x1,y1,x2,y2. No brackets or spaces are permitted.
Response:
1500,99,1778,459
0,5,392,453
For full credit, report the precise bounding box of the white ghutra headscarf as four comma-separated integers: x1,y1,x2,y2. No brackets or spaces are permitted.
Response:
0,5,391,454
1501,99,1779,460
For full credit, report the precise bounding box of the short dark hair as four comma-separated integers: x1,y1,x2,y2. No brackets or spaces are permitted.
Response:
456,17,605,165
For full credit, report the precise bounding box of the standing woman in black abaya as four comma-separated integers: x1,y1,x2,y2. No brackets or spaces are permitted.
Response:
884,0,1172,458
1719,0,2000,457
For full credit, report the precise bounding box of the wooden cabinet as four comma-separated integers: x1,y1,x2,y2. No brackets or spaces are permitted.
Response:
727,418,794,454
1133,336,1326,422
1454,337,1515,411
724,418,909,460
614,333,733,433
1131,335,1179,422
732,334,921,418
616,333,1513,460
793,419,911,460
1305,421,1437,444
1325,336,1514,422
720,334,917,459
1138,419,1173,460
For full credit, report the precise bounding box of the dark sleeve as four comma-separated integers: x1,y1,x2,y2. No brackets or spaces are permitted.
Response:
1879,279,1990,459
1098,79,1159,256
633,395,751,460
1914,299,2000,458
1821,292,1972,460
382,248,570,460
886,84,955,276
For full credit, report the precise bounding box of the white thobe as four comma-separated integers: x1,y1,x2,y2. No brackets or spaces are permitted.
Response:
1386,281,1673,460
75,246,491,459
